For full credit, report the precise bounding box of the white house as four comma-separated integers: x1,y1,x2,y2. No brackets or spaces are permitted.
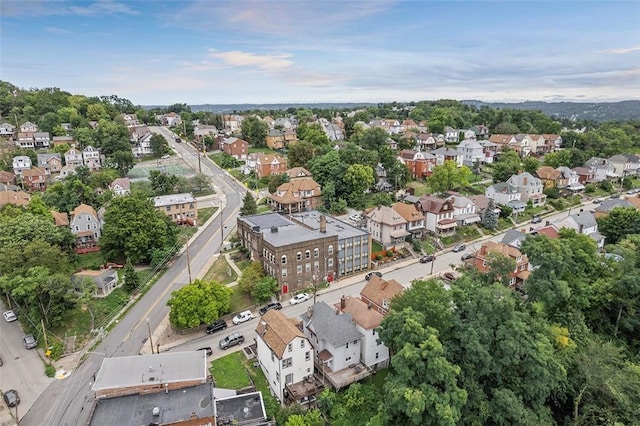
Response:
457,138,485,166
0,122,16,138
507,172,547,207
365,205,409,248
557,211,605,249
255,310,314,402
64,148,84,167
485,182,526,212
584,158,618,182
450,194,481,225
132,132,153,157
109,177,131,196
33,132,50,149
12,155,32,176
83,146,102,171
431,147,464,167
20,121,38,133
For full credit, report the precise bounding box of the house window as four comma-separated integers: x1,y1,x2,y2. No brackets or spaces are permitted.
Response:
297,265,302,274
87,224,91,230
282,358,293,368
346,342,349,349
328,259,333,267
328,245,333,254
282,269,287,277
75,226,79,231
301,340,305,348
314,248,319,258
305,250,311,259
281,255,287,264
276,372,280,382
296,252,302,261
285,373,293,385
271,352,274,362
346,356,351,362
305,351,310,361
288,343,293,352
305,263,311,272
353,340,358,345
376,352,379,359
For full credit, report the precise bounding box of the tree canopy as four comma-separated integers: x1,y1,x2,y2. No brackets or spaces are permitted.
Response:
167,279,232,329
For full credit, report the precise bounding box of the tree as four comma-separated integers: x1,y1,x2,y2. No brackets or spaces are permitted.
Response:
251,276,278,303
240,192,257,216
597,207,640,244
149,133,167,156
148,170,178,195
268,173,289,194
110,150,136,176
100,194,179,263
357,127,388,151
491,150,521,182
521,155,540,174
343,164,375,196
287,140,317,169
123,259,140,293
318,384,383,426
167,279,232,329
481,199,499,230
241,116,268,147
428,160,471,193
371,192,394,206
238,261,264,294
190,173,210,193
308,150,348,200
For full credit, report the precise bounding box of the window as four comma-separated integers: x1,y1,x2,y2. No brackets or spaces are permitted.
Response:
376,352,379,359
305,263,311,272
353,340,358,345
165,206,171,211
305,250,311,259
346,342,349,349
346,356,351,362
276,372,280,382
305,351,311,361
301,340,305,348
288,343,293,352
314,248,319,258
328,259,333,267
271,352,274,362
297,265,302,274
282,269,287,277
285,373,293,385
282,357,293,368
296,252,302,261
281,255,287,264
328,245,333,254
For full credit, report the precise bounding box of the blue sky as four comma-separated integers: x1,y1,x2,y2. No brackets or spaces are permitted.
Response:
1,0,638,105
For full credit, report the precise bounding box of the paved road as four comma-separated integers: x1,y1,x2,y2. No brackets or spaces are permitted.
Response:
20,129,246,426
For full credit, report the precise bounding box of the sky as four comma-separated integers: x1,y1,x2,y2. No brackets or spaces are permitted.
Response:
1,0,639,106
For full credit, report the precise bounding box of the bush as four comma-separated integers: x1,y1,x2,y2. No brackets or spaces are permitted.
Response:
45,364,56,377
386,250,394,257
376,254,383,261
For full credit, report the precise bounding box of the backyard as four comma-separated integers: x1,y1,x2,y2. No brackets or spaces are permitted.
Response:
202,256,237,285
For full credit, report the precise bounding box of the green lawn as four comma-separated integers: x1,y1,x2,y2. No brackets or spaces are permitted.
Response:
229,285,253,313
210,351,252,389
248,147,279,155
75,251,104,270
366,368,389,392
203,256,237,285
372,241,384,253
197,207,217,225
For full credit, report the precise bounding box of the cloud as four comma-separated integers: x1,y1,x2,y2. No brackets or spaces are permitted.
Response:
208,50,293,71
45,27,72,35
1,0,138,17
598,46,640,54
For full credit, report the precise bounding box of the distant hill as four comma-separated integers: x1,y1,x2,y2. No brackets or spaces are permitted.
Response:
157,103,377,114
461,100,640,122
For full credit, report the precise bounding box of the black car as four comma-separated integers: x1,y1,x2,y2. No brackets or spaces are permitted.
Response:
197,347,213,356
531,216,543,224
205,319,227,335
461,253,475,261
365,271,383,280
3,389,19,407
259,302,283,316
419,255,436,263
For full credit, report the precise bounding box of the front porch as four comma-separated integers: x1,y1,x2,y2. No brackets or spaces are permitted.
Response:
436,218,457,236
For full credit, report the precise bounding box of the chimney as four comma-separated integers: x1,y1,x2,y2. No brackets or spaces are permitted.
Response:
320,215,326,233
340,295,346,309
523,176,528,185
368,301,372,310
261,321,267,336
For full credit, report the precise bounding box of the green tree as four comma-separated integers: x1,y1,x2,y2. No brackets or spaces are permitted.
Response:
241,116,269,147
287,141,317,169
190,173,210,193
358,127,388,151
521,155,540,174
318,384,383,426
428,160,471,193
110,150,136,176
371,192,394,206
309,150,348,199
491,150,521,182
251,276,278,303
268,173,289,194
100,194,179,263
148,170,178,195
238,261,264,294
167,279,232,329
240,192,257,216
123,259,139,293
597,207,640,244
343,164,375,196
481,199,499,230
284,410,323,426
149,133,167,156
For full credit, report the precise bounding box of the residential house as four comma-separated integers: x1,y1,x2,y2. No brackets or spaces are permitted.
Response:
16,132,34,149
285,167,313,180
22,167,47,191
241,153,259,175
365,205,409,248
0,171,15,185
573,167,597,185
33,132,50,149
516,134,543,156
501,229,528,249
0,123,16,139
397,150,436,179
584,158,618,182
322,121,345,141
255,153,287,179
301,302,365,390
457,138,485,167
507,172,547,206
255,310,314,402
402,119,418,131
59,164,77,179
193,124,218,141
608,154,634,179
478,140,498,164
222,114,244,132
474,241,531,288
335,295,389,369
37,153,62,174
385,137,398,150
391,202,425,239
449,194,481,225
83,146,101,171
20,121,38,133
153,193,197,226
73,268,120,297
557,166,584,192
51,210,69,227
220,137,249,160
283,129,297,144
415,195,457,235
268,178,322,213
444,127,461,143
70,203,101,253
275,117,295,130
121,113,139,127
359,274,404,315
109,177,131,196
485,182,526,213
431,147,464,167
470,124,490,140
266,129,285,150
536,166,562,189
488,134,520,154
375,164,393,192
557,211,605,249
624,154,640,176
52,135,75,147
60,122,72,132
593,199,632,219
262,116,275,128
542,134,563,153
162,112,182,127
12,155,32,176
415,133,442,151
131,131,153,157
64,148,84,167
237,212,370,294
470,194,501,217
0,188,30,208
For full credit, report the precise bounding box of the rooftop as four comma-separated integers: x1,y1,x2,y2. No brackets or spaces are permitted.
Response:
303,302,361,347
214,391,268,426
255,310,306,358
153,193,196,207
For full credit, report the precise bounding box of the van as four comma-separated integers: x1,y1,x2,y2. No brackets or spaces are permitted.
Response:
219,332,244,350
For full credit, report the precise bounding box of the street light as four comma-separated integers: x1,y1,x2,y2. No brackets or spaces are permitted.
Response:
146,318,155,354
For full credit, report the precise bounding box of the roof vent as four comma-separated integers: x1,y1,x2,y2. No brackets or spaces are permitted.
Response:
271,226,278,233
152,406,161,416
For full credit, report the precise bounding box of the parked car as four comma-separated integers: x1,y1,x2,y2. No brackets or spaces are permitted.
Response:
461,253,475,261
349,214,363,222
232,310,255,325
197,347,213,356
365,271,383,280
23,334,37,349
258,302,283,316
443,272,457,282
531,216,543,224
593,198,603,204
161,154,170,159
452,244,466,252
290,293,310,305
205,319,227,335
3,310,17,322
419,255,436,263
3,389,19,407
219,332,245,350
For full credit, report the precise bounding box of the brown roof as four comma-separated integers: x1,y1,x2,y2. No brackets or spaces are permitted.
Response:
365,205,407,226
488,134,515,144
51,210,69,226
0,171,15,184
536,166,561,180
257,152,285,165
0,190,30,207
398,149,416,160
480,241,526,260
109,177,130,191
255,310,306,358
415,195,450,214
360,275,404,308
335,297,384,329
285,167,312,179
391,202,423,222
536,225,560,238
269,179,322,204
71,203,98,218
22,167,47,177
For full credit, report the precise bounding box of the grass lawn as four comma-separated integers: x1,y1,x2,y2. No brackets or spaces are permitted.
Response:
372,241,384,253
248,146,278,155
210,351,253,389
419,238,437,254
208,153,225,166
203,256,237,285
242,355,279,419
75,251,104,270
366,368,389,392
197,207,217,225
192,189,216,197
257,204,270,213
229,285,253,313
406,181,432,196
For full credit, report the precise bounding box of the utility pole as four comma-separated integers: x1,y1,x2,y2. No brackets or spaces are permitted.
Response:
219,199,224,250
146,318,155,354
185,238,193,284
41,319,48,354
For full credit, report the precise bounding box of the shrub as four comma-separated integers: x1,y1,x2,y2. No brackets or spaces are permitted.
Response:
386,250,394,257
45,364,56,377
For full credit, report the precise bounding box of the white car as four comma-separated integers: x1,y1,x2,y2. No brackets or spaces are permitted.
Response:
232,310,254,325
349,214,363,222
161,154,170,159
3,310,17,322
290,293,310,305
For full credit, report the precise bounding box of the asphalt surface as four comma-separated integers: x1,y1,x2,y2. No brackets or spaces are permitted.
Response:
19,128,245,426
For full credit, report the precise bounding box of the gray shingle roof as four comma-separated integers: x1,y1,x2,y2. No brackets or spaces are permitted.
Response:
304,302,360,347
